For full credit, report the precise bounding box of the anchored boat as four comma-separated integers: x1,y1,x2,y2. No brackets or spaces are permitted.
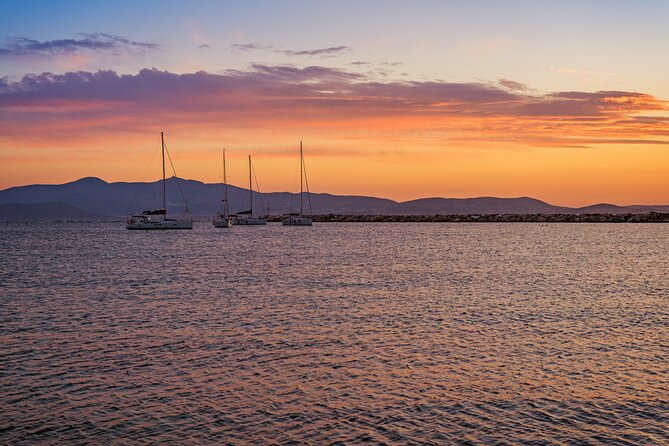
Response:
283,141,313,226
213,149,233,228
232,155,267,225
126,132,193,230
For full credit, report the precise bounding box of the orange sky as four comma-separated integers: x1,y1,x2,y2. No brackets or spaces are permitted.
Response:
1,68,668,206
2,3,669,206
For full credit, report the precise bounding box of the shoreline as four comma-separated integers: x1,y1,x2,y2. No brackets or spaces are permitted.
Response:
266,212,669,223
2,212,668,223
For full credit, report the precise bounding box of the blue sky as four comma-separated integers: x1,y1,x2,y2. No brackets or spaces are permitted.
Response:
2,1,668,95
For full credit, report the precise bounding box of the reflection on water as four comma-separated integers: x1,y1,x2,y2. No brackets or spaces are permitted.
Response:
1,222,668,444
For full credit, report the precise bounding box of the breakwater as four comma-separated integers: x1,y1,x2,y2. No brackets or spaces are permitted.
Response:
267,212,669,223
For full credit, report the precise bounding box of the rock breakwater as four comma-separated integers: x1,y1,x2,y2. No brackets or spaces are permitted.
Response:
266,212,669,223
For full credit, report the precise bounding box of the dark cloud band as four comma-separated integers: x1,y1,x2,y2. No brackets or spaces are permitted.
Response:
0,65,666,147
0,33,160,57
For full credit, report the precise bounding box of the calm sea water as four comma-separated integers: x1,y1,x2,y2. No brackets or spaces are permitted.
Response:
1,222,668,445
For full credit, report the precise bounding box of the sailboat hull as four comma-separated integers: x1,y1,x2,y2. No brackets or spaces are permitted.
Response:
282,216,313,226
213,216,233,228
127,219,193,230
233,217,267,225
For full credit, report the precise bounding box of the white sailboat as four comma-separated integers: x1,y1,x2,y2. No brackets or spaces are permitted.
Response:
213,149,233,228
231,155,267,225
283,141,313,226
126,132,193,230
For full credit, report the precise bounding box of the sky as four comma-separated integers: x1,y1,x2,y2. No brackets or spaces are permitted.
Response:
1,0,668,205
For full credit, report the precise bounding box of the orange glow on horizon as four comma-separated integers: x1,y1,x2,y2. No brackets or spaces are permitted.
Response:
2,133,668,207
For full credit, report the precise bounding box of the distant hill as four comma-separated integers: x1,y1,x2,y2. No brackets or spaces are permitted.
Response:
0,201,108,220
387,197,572,215
574,203,669,214
0,177,667,218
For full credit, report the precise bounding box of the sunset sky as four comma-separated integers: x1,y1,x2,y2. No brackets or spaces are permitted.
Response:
1,1,668,205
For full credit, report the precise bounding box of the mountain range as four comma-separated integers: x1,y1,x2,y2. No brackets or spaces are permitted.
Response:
1,177,667,219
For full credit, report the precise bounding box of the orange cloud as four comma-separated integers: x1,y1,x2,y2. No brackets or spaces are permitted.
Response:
2,67,666,147
1,66,668,205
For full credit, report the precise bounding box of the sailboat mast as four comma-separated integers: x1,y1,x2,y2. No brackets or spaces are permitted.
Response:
223,149,229,217
300,141,303,216
161,131,166,214
248,155,253,218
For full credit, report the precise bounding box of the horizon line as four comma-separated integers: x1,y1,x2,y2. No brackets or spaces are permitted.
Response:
2,175,668,209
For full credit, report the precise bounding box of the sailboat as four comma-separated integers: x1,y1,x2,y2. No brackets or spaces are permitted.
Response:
213,149,233,228
126,132,193,230
231,155,267,225
283,141,313,226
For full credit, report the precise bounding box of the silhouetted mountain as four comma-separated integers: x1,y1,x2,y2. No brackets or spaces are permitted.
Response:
0,202,108,220
1,177,667,218
573,203,669,214
388,197,572,215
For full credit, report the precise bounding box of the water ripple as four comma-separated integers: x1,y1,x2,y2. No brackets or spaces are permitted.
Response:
1,222,668,444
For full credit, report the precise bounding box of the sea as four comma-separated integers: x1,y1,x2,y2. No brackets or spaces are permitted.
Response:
1,221,667,445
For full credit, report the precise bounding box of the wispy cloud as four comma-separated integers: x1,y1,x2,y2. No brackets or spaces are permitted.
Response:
230,42,350,57
0,33,160,58
498,79,529,91
185,20,208,47
229,42,274,54
278,45,351,57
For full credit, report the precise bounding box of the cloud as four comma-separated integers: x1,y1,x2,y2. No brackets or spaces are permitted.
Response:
229,42,351,57
278,45,351,57
198,44,212,50
0,33,160,58
229,43,274,54
243,63,363,81
0,65,666,148
498,79,529,91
